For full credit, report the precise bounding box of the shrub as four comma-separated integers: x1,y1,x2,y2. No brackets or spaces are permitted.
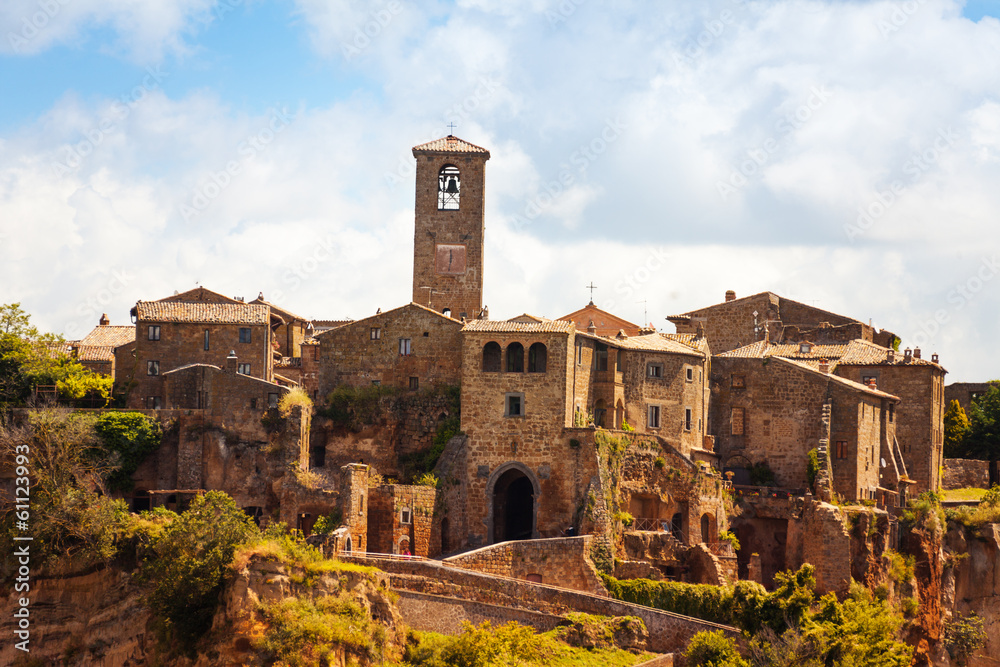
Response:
416,472,440,488
944,613,987,666
311,510,343,535
654,456,666,469
143,491,260,645
684,630,748,667
902,491,946,536
806,448,820,489
408,621,540,667
719,530,740,552
94,411,162,492
749,462,776,487
278,386,313,417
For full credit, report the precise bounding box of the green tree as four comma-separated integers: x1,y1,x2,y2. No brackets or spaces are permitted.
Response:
0,409,131,565
684,630,749,667
94,412,162,492
963,384,1000,463
143,491,260,644
944,400,971,458
0,302,111,408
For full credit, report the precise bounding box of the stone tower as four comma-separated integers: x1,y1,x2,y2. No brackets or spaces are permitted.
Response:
411,135,490,320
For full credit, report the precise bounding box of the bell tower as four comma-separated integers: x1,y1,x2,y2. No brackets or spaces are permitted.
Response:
411,135,490,320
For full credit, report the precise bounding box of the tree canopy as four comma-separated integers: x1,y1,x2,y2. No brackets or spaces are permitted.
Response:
953,384,1000,461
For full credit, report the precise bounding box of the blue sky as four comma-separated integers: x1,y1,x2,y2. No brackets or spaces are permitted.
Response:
2,0,1000,382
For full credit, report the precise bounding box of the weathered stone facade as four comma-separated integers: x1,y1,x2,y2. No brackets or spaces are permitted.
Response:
367,484,437,556
942,458,991,489
315,303,463,394
411,135,490,320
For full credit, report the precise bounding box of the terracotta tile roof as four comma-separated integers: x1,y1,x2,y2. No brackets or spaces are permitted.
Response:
719,339,943,369
251,297,309,323
313,303,460,340
134,301,270,325
578,332,706,356
76,345,116,362
462,319,575,334
79,325,135,349
412,135,491,156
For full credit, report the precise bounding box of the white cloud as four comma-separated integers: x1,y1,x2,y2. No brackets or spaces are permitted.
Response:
1,0,218,61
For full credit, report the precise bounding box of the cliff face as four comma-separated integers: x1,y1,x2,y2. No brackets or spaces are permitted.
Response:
0,556,406,667
944,523,1000,667
0,563,151,666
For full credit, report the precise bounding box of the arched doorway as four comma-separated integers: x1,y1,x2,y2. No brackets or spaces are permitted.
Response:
488,463,540,543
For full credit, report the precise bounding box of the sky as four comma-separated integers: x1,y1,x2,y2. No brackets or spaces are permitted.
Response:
1,0,999,383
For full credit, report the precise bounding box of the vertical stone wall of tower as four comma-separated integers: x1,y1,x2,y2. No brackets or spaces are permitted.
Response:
411,136,490,321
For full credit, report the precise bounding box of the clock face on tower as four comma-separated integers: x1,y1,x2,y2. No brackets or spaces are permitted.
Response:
435,244,467,275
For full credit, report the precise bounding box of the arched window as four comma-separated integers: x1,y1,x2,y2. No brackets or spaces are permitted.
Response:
438,164,460,210
483,342,501,372
528,343,547,373
506,343,524,373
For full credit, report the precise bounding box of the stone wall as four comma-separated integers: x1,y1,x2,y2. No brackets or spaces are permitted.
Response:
786,498,851,596
342,555,740,655
943,458,990,489
316,303,463,394
367,484,436,556
442,535,607,594
396,590,564,635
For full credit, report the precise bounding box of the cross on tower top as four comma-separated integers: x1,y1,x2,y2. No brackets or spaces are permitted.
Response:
447,122,457,135
586,282,597,304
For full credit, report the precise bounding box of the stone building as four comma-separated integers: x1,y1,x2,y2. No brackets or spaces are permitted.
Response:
712,342,913,502
945,381,997,416
314,302,463,394
122,300,275,409
411,135,490,320
560,301,644,337
72,314,135,377
668,290,897,354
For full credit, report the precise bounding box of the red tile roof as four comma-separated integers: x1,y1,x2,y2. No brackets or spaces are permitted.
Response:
79,325,135,349
719,339,943,369
134,301,270,325
412,135,491,156
76,345,116,362
462,319,575,334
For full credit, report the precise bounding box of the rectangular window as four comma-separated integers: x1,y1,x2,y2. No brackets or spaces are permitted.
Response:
147,396,162,409
400,507,412,525
399,338,412,356
647,363,663,378
371,327,381,340
238,362,251,375
836,440,848,459
684,408,692,432
888,403,895,423
505,393,524,417
595,343,608,371
409,376,419,391
576,342,583,365
686,367,693,382
147,360,159,376
239,327,252,344
268,392,279,408
250,397,257,409
648,405,661,429
147,325,160,341
731,407,745,436
204,329,210,351
616,349,623,371
731,374,745,388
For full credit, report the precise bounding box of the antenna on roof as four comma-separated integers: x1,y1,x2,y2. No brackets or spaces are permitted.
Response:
636,299,648,325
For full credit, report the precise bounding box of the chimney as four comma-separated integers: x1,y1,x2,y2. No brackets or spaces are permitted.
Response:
725,290,736,302
818,358,830,374
226,350,238,373
587,319,597,335
99,313,109,326
903,348,912,362
931,353,939,363
887,349,895,363
913,348,921,360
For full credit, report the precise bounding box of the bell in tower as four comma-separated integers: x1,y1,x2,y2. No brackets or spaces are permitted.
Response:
438,164,461,210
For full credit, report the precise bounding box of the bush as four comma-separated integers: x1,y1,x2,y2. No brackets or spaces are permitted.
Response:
94,411,162,492
322,384,396,430
806,448,820,489
311,510,343,535
944,613,987,666
143,491,260,645
278,387,313,418
749,462,776,487
416,472,440,488
405,621,541,667
684,630,748,667
719,530,740,552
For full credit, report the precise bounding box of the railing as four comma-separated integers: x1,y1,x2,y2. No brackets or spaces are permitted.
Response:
731,485,804,499
630,517,669,532
704,542,737,558
346,550,430,562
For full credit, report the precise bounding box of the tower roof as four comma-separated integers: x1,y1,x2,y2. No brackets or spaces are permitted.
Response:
412,135,491,157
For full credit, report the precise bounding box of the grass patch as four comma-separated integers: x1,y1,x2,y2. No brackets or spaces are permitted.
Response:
233,534,378,583
403,621,653,667
941,487,988,503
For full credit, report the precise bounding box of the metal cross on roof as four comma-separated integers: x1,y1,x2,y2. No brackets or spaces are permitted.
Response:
586,282,597,302
447,122,457,134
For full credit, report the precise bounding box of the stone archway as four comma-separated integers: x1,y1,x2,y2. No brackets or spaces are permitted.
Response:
486,462,541,544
